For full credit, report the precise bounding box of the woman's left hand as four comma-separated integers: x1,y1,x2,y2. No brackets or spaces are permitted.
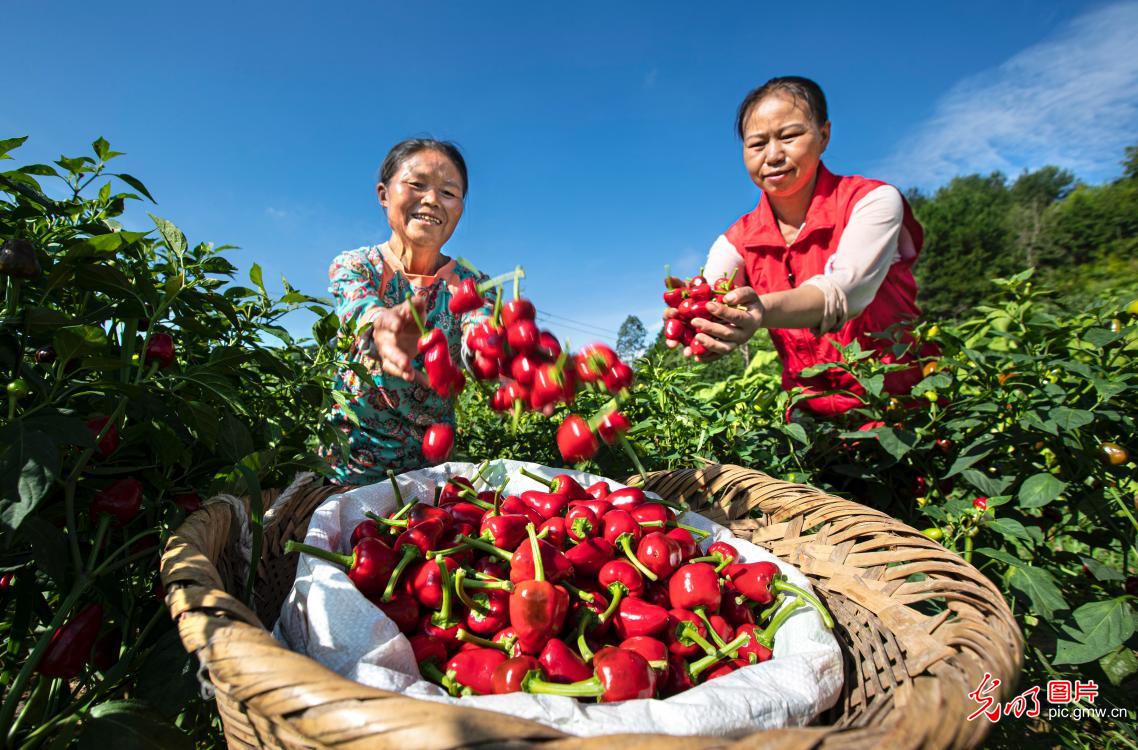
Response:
687,286,766,361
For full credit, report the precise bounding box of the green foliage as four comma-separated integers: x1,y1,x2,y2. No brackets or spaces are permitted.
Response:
0,138,345,746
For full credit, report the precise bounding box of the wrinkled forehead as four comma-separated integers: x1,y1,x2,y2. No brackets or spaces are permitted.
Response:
394,150,464,187
743,92,818,133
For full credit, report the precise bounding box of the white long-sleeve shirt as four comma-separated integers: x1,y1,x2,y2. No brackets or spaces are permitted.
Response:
704,185,917,334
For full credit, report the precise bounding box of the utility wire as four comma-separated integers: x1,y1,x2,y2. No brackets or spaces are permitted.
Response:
536,310,623,336
535,315,618,344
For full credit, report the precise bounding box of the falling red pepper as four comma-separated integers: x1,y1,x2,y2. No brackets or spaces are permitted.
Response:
557,414,599,463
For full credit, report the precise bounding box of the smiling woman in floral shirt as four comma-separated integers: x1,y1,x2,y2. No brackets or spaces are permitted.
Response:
321,139,492,485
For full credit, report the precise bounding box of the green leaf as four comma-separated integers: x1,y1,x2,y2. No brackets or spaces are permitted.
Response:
960,468,1012,497
1099,647,1138,687
1049,407,1094,431
986,517,1032,543
149,214,187,260
134,629,200,718
16,517,68,586
911,371,952,396
113,173,155,202
53,324,108,364
77,700,192,750
974,547,1023,567
861,373,884,399
0,429,60,534
945,450,990,478
1081,557,1125,582
250,263,267,296
1054,598,1135,664
876,427,917,460
783,422,808,445
0,136,29,159
1009,565,1068,620
1018,472,1066,509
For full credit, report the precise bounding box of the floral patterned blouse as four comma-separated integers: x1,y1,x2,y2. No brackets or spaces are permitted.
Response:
320,243,491,485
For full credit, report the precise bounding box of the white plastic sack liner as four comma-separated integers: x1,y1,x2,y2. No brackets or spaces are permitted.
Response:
274,460,843,738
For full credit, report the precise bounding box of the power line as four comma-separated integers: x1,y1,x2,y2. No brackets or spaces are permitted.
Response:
535,310,622,336
534,315,618,344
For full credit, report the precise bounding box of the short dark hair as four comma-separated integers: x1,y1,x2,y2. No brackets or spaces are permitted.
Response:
735,76,828,139
378,138,469,197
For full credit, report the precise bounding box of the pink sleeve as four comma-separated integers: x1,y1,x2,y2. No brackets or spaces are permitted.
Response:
703,234,745,286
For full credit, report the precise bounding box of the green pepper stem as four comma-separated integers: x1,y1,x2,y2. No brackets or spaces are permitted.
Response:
618,436,649,486
380,545,420,602
757,593,786,623
755,599,804,649
456,628,509,653
772,580,834,629
561,580,594,602
668,520,710,538
387,470,405,508
597,584,625,623
431,555,455,625
431,541,471,557
518,468,553,488
617,534,657,581
458,534,511,561
389,502,414,521
455,483,494,510
693,607,727,649
419,660,459,696
677,620,719,656
452,569,487,613
527,523,545,582
285,540,353,569
688,630,752,679
471,460,490,487
577,629,595,662
463,577,513,591
477,268,524,296
365,512,407,528
522,671,601,698
404,292,428,336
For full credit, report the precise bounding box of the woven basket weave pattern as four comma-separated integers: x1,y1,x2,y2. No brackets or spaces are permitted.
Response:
160,465,1023,749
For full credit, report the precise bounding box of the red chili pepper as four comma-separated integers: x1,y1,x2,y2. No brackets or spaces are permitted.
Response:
422,423,455,464
536,330,562,359
636,532,684,580
508,525,570,654
665,528,698,560
506,319,540,354
85,416,119,459
564,537,615,579
642,581,671,609
499,496,544,525
520,490,569,520
557,415,599,463
523,646,656,702
663,287,685,308
173,492,202,515
719,581,756,627
373,590,421,634
669,563,722,613
631,503,672,526
602,509,657,581
585,481,611,500
530,356,576,409
90,478,144,526
37,603,104,678
613,597,670,640
607,487,648,512
471,350,500,380
518,469,590,500
538,516,568,548
596,410,632,445
508,534,573,584
664,317,690,342
601,362,634,394
443,501,486,528
407,555,461,609
596,558,644,622
479,513,531,549
492,655,542,694
502,297,536,327
92,628,121,672
570,497,612,518
286,537,399,600
664,609,717,658
410,633,449,666
659,653,694,696
619,636,669,677
144,333,175,369
416,327,447,354
444,647,507,695
728,564,834,627
462,587,512,636
538,637,593,683
449,277,485,315
565,505,599,543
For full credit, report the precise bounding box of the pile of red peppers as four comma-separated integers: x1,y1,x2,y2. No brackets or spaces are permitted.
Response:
414,263,644,471
286,466,834,702
662,267,744,358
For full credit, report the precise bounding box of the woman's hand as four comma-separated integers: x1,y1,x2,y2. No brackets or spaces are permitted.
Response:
370,296,431,387
665,286,765,361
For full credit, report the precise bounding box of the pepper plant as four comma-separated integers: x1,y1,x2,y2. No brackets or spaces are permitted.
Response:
0,136,346,747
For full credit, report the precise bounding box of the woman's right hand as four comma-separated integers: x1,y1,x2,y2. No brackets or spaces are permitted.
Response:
370,296,431,387
664,286,765,361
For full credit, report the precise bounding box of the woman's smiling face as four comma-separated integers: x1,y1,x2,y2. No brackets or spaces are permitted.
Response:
741,92,830,201
377,149,465,251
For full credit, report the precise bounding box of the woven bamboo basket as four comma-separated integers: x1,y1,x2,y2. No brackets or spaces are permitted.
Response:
160,464,1023,749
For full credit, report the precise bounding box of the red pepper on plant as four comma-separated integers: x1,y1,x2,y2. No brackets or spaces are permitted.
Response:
37,603,104,678
90,478,144,526
144,332,175,369
85,416,120,459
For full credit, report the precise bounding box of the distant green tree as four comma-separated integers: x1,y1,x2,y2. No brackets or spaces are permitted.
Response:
615,315,647,360
911,173,1017,318
1009,166,1077,267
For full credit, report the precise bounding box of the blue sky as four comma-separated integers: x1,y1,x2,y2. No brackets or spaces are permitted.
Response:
6,1,1137,346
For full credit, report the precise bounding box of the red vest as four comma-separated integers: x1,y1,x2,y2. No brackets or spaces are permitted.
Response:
724,164,926,417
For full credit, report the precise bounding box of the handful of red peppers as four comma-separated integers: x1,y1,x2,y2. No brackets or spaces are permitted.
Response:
662,267,744,358
286,466,834,702
416,263,643,471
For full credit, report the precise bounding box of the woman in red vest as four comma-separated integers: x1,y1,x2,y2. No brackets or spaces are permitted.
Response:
666,76,928,417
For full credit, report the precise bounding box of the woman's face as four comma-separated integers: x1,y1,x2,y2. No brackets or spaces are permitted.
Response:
741,92,830,201
377,149,465,251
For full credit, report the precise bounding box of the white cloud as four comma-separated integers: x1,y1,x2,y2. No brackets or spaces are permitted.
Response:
877,1,1138,191
265,206,290,220
644,68,658,89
